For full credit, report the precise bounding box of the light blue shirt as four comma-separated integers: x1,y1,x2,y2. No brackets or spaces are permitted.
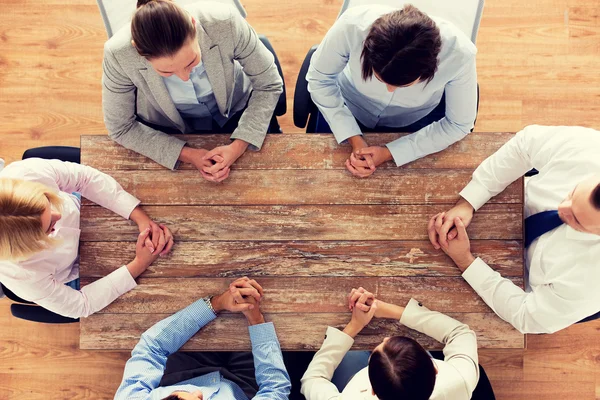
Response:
307,5,478,166
114,299,291,400
162,62,228,131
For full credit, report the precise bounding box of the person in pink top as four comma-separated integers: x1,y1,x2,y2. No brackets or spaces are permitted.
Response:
0,157,174,319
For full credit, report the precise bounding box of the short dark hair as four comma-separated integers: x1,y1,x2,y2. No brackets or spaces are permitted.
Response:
361,5,442,87
368,336,436,400
132,0,195,59
161,395,182,400
592,184,600,210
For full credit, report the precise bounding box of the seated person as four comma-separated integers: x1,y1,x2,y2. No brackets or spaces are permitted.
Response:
301,287,479,399
0,157,172,318
307,4,478,178
103,0,283,182
428,125,600,333
114,277,291,400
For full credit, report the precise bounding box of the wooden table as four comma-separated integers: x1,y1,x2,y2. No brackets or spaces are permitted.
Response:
79,133,524,351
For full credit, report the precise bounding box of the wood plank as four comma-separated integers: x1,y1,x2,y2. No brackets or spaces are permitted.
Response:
80,276,522,315
79,240,523,278
80,312,523,350
80,204,523,241
82,169,522,206
80,132,516,171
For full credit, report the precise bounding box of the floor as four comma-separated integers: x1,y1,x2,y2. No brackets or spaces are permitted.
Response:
1,0,599,398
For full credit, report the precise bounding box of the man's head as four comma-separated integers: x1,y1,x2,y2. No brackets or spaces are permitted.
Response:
162,390,203,400
558,175,600,235
368,336,437,400
361,5,442,92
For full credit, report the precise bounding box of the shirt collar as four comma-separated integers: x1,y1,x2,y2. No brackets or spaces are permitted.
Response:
150,372,221,400
566,225,600,241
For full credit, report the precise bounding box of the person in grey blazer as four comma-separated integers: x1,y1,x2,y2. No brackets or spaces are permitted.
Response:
102,0,283,182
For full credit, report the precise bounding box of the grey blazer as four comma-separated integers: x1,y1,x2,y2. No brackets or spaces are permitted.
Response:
102,3,283,170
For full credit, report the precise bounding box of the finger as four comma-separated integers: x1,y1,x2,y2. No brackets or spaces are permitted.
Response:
201,170,219,182
434,212,446,233
159,237,174,256
154,229,167,254
428,214,441,249
151,223,161,250
356,302,371,312
350,152,369,168
237,287,261,302
212,155,225,163
350,291,363,307
345,159,372,178
448,227,458,241
144,237,155,255
367,300,378,318
363,153,376,170
214,167,231,183
246,279,264,297
439,218,455,248
203,161,227,175
231,302,254,312
202,148,220,161
230,287,245,304
231,277,251,288
356,147,375,156
455,217,468,240
357,292,372,306
137,228,151,250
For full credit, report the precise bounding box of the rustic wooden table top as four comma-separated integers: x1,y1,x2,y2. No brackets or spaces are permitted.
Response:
79,133,524,351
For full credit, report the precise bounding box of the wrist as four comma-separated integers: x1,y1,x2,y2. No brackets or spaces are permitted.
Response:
178,146,197,164
343,320,363,338
455,253,476,272
129,208,148,226
126,258,146,278
246,313,266,326
348,135,366,151
457,197,475,213
382,146,393,162
230,140,249,156
211,295,224,313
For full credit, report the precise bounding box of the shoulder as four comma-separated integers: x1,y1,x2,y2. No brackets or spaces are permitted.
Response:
338,5,396,31
185,2,238,27
434,17,477,62
0,159,60,191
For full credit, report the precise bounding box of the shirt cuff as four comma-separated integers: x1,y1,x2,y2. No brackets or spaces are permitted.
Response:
105,265,137,296
459,180,493,211
385,138,419,167
462,257,497,291
185,298,218,327
324,326,355,350
115,193,141,220
399,298,429,329
249,322,278,346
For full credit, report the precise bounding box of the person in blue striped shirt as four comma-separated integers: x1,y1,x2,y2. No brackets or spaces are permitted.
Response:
114,277,291,400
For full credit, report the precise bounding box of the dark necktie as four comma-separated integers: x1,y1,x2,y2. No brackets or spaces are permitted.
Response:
524,210,564,248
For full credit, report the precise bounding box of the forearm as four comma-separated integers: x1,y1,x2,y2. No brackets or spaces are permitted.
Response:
250,322,291,399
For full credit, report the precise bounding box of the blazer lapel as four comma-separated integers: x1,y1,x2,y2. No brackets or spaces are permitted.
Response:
196,22,229,116
138,60,186,131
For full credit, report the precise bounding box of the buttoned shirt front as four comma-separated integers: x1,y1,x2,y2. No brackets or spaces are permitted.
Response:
460,125,600,333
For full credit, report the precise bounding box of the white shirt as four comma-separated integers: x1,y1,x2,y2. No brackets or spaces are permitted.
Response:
0,158,140,318
459,125,600,334
301,299,479,400
307,5,478,166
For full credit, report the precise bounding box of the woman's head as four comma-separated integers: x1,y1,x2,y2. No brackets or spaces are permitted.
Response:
368,336,437,400
0,179,62,261
132,0,200,80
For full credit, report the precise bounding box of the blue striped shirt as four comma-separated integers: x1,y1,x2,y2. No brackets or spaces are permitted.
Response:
114,299,291,400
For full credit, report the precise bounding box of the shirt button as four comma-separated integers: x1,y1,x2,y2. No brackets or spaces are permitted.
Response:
418,302,423,307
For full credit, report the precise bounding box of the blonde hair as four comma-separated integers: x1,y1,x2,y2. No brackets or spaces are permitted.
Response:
0,178,63,261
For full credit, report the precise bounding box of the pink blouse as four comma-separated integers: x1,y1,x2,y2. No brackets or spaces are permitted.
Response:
0,158,140,318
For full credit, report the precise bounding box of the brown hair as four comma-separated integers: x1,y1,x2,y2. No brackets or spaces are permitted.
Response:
361,5,442,87
131,0,195,59
161,395,182,400
592,184,600,210
0,178,63,261
368,336,436,400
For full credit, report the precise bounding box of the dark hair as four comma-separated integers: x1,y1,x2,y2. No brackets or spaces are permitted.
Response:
368,336,436,400
161,395,182,400
131,0,195,59
592,184,600,210
361,5,442,87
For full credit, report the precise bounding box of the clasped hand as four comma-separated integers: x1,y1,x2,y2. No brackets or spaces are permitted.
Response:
211,277,266,325
345,136,393,178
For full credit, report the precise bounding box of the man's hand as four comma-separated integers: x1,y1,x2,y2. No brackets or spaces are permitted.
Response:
439,217,476,272
241,296,266,326
211,277,264,313
129,208,174,256
201,140,249,183
346,136,376,178
428,198,475,249
343,290,378,338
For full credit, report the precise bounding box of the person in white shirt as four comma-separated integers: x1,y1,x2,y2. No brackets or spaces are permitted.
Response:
301,287,479,400
0,158,174,319
307,4,478,178
428,125,600,334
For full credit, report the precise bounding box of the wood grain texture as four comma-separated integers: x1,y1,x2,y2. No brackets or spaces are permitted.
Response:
82,169,522,206
80,312,524,351
80,204,522,242
80,276,522,315
80,240,523,278
80,132,516,171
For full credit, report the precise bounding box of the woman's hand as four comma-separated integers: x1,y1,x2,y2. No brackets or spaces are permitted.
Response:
126,228,166,278
201,140,249,183
129,208,173,256
343,290,378,338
